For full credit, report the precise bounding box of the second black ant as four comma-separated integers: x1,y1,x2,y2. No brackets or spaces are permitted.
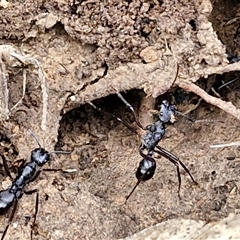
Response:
89,92,198,202
0,130,70,240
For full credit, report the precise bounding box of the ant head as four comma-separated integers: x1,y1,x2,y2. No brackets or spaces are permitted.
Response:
159,100,176,123
136,157,156,181
31,148,50,166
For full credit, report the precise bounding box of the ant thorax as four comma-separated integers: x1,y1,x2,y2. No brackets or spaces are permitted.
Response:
141,121,165,151
14,161,39,187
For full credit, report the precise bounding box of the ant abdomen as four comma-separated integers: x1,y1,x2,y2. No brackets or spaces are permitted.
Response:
0,190,15,215
136,157,156,181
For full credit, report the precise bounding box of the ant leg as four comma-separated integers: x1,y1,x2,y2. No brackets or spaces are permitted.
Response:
27,168,71,187
175,110,195,122
154,146,197,198
116,92,144,129
42,168,77,174
12,158,26,169
1,200,18,240
155,146,197,185
44,152,76,173
125,180,141,203
24,189,39,196
0,154,13,180
51,151,71,155
31,191,39,240
24,189,39,240
89,102,139,135
153,148,182,199
27,171,42,184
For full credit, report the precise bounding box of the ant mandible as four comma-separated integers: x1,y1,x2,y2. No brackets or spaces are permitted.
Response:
89,92,198,203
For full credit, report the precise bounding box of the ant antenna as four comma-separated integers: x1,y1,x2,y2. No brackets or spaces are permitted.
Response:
175,110,195,122
116,92,143,129
176,111,223,124
28,130,71,155
50,150,71,155
177,111,223,124
28,129,42,148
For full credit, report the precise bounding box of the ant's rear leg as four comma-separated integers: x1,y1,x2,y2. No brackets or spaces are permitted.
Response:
155,146,197,184
154,148,182,199
154,146,198,198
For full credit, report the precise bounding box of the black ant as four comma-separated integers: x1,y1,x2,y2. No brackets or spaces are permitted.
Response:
89,92,198,202
0,130,70,240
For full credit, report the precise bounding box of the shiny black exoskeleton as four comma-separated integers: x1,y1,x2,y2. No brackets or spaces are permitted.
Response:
0,147,50,240
0,148,49,214
117,95,197,201
125,100,183,201
90,93,197,202
227,55,240,64
140,100,176,152
136,100,176,181
136,155,156,181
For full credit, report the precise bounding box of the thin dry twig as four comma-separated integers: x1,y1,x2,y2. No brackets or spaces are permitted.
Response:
179,82,240,120
10,68,27,111
9,52,48,131
210,141,240,148
34,59,48,131
0,54,9,119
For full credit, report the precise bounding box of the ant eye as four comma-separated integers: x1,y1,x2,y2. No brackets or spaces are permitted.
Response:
146,125,151,130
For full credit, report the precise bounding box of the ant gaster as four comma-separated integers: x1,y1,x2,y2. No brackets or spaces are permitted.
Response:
90,93,198,203
0,130,70,240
